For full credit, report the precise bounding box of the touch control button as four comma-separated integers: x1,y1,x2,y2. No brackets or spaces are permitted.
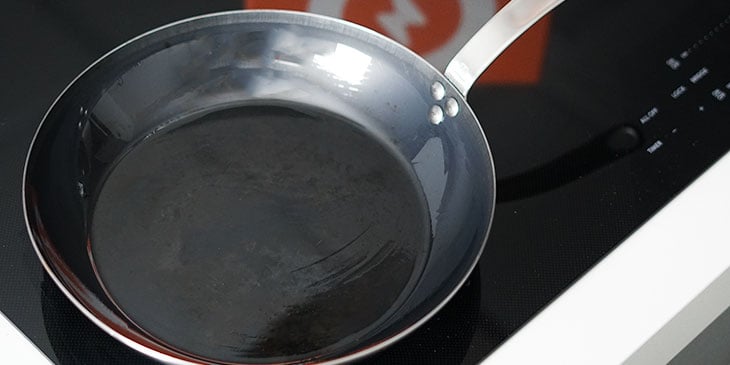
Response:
607,126,641,153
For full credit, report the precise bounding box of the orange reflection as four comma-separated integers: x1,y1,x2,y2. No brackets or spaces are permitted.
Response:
245,0,551,85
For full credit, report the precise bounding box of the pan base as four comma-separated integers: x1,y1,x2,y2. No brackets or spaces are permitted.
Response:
90,105,431,363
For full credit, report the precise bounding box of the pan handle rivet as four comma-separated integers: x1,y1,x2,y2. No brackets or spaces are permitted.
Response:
428,105,444,125
445,97,459,117
431,81,445,101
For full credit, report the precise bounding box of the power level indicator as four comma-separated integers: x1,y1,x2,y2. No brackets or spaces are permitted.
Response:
677,14,730,60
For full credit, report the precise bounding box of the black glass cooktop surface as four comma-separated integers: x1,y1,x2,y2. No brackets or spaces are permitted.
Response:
1,0,729,364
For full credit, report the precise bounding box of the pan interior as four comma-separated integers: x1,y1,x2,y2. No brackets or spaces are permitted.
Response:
89,104,432,363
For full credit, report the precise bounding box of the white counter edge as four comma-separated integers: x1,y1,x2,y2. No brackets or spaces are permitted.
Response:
482,150,730,365
0,311,52,364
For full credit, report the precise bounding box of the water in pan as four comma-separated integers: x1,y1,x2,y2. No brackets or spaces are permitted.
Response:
89,105,432,363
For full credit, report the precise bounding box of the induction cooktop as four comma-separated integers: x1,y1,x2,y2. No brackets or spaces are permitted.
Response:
1,0,729,364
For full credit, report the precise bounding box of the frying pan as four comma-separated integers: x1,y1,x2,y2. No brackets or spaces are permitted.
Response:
23,0,563,364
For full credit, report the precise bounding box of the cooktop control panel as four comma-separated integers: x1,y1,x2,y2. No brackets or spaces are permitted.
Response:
640,12,730,157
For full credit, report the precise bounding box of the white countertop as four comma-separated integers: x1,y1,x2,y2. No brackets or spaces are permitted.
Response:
0,311,51,364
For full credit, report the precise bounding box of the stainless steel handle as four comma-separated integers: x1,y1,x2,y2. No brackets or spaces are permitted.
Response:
444,0,565,96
